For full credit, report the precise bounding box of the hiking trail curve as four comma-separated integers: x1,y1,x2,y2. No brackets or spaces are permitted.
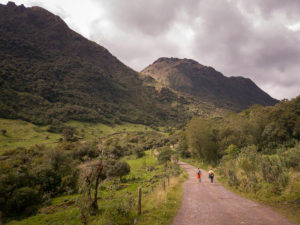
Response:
172,161,295,225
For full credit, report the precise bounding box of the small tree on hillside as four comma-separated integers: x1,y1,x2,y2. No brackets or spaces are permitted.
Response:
78,160,105,214
107,161,130,181
158,146,173,165
77,158,131,222
62,128,76,142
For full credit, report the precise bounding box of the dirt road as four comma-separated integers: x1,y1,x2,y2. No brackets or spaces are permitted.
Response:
172,162,295,225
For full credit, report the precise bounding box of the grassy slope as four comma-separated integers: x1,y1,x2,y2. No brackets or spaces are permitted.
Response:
0,118,61,150
5,151,185,225
0,118,154,151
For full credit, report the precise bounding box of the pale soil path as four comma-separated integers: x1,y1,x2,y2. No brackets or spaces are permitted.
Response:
172,161,295,225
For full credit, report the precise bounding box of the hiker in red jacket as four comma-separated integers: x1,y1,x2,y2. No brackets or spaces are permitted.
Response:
196,168,201,183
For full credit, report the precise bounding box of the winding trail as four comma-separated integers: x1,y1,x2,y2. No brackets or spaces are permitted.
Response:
172,162,295,225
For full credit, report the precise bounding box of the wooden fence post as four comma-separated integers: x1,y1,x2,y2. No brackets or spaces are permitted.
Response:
138,187,142,215
163,180,166,191
167,175,170,186
0,211,2,225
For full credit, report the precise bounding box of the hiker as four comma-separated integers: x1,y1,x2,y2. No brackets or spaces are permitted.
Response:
208,169,214,183
196,168,201,183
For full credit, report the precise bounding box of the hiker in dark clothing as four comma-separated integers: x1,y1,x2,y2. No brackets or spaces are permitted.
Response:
208,169,214,183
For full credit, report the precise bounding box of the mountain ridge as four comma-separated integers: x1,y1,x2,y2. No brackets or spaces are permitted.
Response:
141,57,278,110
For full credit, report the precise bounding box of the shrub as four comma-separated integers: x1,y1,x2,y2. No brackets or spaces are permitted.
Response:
280,144,300,168
106,161,130,181
158,147,173,164
227,169,239,187
226,144,240,158
134,146,145,159
7,187,41,216
73,143,98,161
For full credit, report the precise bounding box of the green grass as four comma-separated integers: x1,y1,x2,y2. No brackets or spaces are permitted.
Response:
66,120,155,140
0,118,60,150
217,175,300,224
0,118,155,153
137,171,187,225
6,151,186,225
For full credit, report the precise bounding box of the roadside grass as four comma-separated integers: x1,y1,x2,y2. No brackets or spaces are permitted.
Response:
217,176,300,224
137,171,187,225
6,151,186,225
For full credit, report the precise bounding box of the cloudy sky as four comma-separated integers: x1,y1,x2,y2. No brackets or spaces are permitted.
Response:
2,0,300,99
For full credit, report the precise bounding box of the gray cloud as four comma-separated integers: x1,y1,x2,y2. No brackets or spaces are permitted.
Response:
0,0,299,99
90,0,300,99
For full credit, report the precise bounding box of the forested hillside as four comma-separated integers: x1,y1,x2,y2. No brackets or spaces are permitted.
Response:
0,2,187,126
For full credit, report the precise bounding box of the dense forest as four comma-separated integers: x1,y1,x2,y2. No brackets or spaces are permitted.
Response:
179,96,300,207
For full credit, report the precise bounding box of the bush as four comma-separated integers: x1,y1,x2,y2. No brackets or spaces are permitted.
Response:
106,161,131,181
73,143,98,161
227,169,239,187
134,146,145,159
158,147,173,164
102,194,135,225
7,187,41,216
280,144,300,168
60,174,78,194
226,144,240,158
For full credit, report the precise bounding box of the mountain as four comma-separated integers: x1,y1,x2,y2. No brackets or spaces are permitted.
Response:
141,57,278,110
0,2,187,126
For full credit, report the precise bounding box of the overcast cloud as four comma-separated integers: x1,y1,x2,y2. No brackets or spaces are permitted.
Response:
1,0,300,99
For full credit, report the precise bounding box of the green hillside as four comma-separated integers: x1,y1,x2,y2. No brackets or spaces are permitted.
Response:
0,2,188,127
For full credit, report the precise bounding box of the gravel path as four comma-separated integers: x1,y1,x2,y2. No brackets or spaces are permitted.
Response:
172,161,295,225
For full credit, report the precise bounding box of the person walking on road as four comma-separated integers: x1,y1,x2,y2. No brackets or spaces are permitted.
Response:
196,168,201,183
208,169,214,183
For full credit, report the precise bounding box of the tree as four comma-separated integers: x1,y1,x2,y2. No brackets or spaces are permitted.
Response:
62,128,76,142
186,118,218,162
158,146,173,164
79,160,105,214
107,161,130,181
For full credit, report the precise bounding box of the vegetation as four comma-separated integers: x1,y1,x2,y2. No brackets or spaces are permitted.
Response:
3,150,184,225
0,2,191,128
179,96,300,222
0,116,184,225
1,2,298,225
